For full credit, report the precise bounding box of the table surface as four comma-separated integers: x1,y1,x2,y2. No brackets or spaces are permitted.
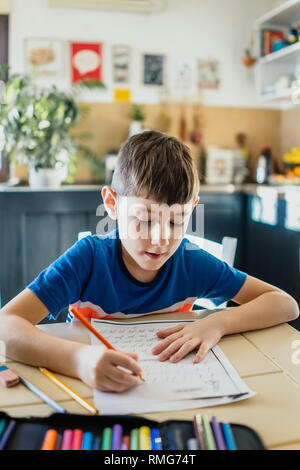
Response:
1,310,300,450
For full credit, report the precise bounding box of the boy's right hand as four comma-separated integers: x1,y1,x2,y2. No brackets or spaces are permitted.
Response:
75,345,142,392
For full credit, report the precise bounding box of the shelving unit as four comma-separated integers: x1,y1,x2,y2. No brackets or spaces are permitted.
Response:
255,0,300,28
254,0,300,107
258,40,300,65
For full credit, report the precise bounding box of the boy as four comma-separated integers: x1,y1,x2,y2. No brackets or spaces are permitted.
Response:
0,130,298,393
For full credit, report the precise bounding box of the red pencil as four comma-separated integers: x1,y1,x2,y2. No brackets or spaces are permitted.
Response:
70,307,145,382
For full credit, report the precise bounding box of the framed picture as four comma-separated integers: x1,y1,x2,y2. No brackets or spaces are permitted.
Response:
24,38,64,76
112,45,130,84
169,59,197,96
143,53,165,86
197,60,220,89
70,41,102,84
205,147,234,184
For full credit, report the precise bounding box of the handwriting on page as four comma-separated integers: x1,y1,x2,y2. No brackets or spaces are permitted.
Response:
105,325,163,360
91,320,241,398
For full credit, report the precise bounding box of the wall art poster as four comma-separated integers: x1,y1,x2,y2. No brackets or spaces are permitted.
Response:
112,45,130,83
24,38,64,76
198,60,220,89
143,53,165,86
70,42,102,84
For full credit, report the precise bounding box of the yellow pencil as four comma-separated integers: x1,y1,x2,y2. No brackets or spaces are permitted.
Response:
39,367,99,415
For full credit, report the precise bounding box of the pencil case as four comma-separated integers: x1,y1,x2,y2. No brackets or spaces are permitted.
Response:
0,411,265,450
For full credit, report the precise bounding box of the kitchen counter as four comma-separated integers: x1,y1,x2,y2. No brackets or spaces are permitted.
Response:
0,183,299,200
200,184,299,200
0,184,101,192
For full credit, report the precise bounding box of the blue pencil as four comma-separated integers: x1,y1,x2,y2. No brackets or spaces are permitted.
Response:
0,419,16,450
221,423,237,450
150,428,162,450
18,373,67,414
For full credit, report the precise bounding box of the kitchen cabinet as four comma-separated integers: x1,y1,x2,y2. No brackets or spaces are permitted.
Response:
0,185,299,327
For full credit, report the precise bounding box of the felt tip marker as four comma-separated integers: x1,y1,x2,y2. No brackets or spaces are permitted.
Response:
221,423,237,450
101,427,112,450
81,432,94,450
112,424,123,450
41,429,58,450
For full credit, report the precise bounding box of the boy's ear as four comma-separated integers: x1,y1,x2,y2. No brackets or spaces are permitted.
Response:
102,186,118,220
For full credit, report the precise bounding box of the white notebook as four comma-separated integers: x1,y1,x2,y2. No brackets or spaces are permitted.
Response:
91,319,255,414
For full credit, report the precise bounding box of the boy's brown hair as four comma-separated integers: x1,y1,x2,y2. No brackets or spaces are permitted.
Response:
111,130,200,205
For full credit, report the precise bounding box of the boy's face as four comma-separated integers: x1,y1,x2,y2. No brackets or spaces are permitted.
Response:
103,187,198,277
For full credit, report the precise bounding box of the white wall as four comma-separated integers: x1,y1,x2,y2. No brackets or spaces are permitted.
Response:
9,0,275,107
0,0,10,13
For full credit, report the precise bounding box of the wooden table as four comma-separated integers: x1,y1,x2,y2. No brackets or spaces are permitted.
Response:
1,310,300,450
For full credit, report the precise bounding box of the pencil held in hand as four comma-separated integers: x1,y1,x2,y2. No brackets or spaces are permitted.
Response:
70,307,145,382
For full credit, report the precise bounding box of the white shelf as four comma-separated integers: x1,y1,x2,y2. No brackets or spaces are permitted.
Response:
254,0,300,106
258,41,300,64
255,0,300,27
259,89,290,102
259,88,300,109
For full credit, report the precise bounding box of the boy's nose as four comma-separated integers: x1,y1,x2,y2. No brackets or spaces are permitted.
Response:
150,222,170,246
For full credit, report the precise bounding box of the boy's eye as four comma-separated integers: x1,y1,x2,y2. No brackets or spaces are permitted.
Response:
136,218,183,227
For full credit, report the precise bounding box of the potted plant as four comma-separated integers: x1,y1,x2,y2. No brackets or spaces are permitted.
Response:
0,68,100,188
242,48,256,67
242,34,256,67
129,104,146,137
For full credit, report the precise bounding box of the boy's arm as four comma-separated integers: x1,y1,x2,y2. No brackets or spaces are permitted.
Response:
152,276,299,363
0,289,85,377
0,289,142,391
214,275,299,336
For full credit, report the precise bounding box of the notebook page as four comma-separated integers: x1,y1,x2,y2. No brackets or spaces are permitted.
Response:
94,381,255,415
90,320,253,401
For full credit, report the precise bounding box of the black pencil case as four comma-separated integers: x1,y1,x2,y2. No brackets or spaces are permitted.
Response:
0,411,265,450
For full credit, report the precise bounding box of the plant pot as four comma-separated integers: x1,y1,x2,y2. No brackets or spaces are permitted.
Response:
242,57,256,67
28,166,63,189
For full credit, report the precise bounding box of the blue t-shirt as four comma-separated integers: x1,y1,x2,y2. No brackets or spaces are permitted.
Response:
27,229,247,321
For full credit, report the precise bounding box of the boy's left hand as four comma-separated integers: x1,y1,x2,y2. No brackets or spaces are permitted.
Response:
151,317,224,364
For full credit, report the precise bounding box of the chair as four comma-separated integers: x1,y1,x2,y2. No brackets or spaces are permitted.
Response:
78,231,92,241
185,233,238,310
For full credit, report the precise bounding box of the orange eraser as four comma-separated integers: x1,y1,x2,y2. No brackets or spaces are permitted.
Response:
0,365,20,388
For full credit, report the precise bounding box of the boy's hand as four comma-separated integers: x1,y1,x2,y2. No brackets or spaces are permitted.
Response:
76,345,142,392
151,317,224,364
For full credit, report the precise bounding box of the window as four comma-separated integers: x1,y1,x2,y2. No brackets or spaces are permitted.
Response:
251,188,278,226
285,191,300,232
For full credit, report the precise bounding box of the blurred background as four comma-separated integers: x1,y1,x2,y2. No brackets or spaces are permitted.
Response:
0,0,299,325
